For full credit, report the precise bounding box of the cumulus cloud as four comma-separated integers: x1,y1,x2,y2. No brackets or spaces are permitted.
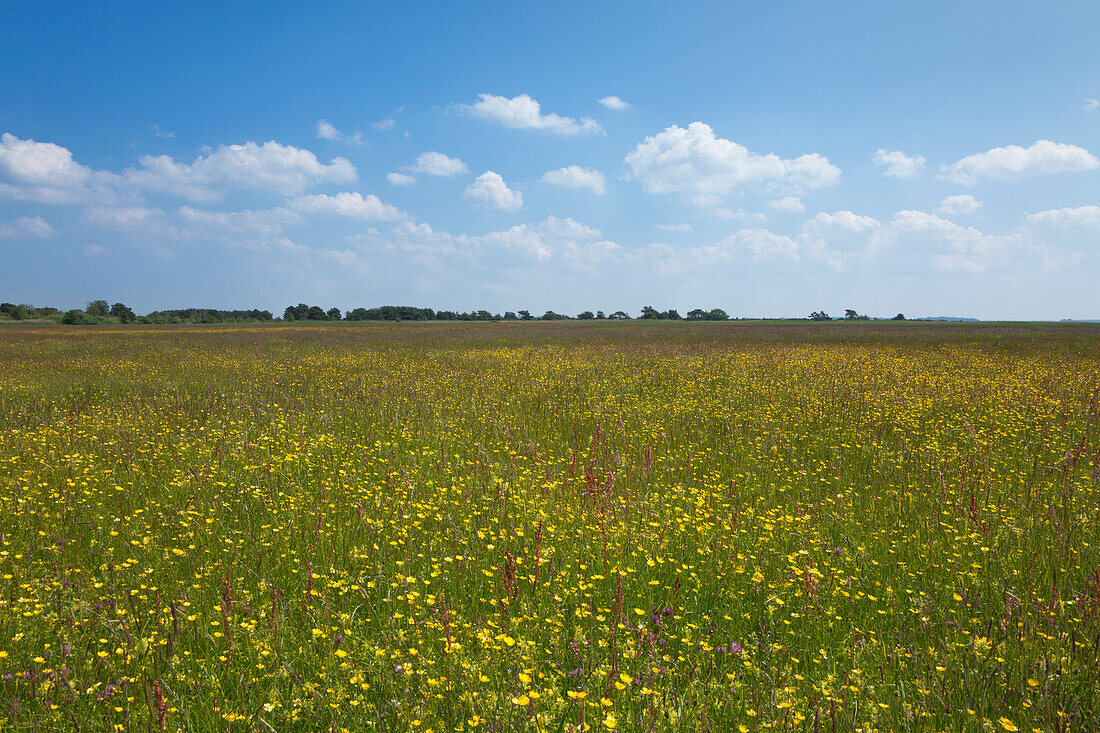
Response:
767,196,805,213
128,141,357,200
386,172,416,187
407,151,469,177
873,149,926,179
0,214,55,238
938,194,982,215
0,132,122,204
0,133,357,205
598,96,630,110
464,171,523,212
1026,205,1100,229
939,140,1099,185
462,93,602,135
288,192,403,221
1085,99,1099,112
541,165,606,194
624,122,840,198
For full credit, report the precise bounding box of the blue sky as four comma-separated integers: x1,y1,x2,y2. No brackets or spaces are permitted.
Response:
2,0,1099,319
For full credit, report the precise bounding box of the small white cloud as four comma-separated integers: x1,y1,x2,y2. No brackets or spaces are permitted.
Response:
767,196,805,213
0,214,55,238
806,210,880,233
314,119,363,145
1026,205,1100,229
625,122,840,197
82,243,109,256
288,192,403,220
408,151,469,177
873,149,926,179
316,119,341,140
541,165,606,194
464,171,523,212
1085,99,1099,112
655,223,693,232
462,93,602,135
386,172,416,187
373,118,396,131
152,124,174,139
598,96,630,110
939,140,1099,185
538,215,601,239
938,194,982,215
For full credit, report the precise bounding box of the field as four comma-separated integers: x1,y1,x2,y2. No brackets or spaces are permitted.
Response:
1,321,1099,732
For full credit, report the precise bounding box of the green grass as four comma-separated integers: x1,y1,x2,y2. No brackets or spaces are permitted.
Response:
1,322,1098,731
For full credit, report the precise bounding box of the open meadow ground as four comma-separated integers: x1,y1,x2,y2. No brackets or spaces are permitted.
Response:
1,321,1099,732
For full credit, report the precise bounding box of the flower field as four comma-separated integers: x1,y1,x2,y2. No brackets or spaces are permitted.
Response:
1,321,1099,731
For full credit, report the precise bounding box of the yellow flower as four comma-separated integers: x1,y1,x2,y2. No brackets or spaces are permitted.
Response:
511,695,530,706
604,714,617,730
998,718,1018,731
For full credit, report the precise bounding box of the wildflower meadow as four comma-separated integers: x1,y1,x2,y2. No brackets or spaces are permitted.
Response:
1,321,1098,731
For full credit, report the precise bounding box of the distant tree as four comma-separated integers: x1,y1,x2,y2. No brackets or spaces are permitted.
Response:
686,308,707,321
892,313,906,321
595,310,605,319
305,305,327,320
844,309,870,321
327,307,342,320
541,310,568,320
518,309,533,321
576,311,594,320
640,305,660,320
707,308,729,321
61,309,97,325
609,310,630,320
110,302,136,323
809,311,831,321
86,300,109,317
503,311,517,321
664,309,682,320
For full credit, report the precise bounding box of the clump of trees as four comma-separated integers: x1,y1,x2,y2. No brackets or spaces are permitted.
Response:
0,302,59,321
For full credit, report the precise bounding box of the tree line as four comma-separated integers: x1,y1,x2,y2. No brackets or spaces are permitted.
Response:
1,300,907,325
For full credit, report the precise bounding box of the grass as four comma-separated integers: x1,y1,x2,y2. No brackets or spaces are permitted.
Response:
1,321,1098,731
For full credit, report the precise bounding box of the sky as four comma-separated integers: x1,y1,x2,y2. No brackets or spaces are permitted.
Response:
1,1,1099,319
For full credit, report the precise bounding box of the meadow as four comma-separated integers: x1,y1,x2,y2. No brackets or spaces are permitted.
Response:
1,321,1098,732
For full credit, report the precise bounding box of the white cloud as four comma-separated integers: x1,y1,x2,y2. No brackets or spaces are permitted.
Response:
373,118,396,131
464,171,523,212
128,141,357,200
624,122,840,197
82,206,164,228
598,96,630,110
0,132,122,204
538,215,601,239
939,140,1099,185
805,210,880,233
386,172,417,187
315,119,363,145
407,151,469,177
938,194,982,215
0,214,55,238
175,206,303,236
82,243,109,256
462,93,602,135
655,223,693,232
1085,99,1099,112
1026,205,1100,229
886,210,1004,254
873,149,926,179
767,196,805,213
152,125,174,139
288,192,403,221
541,165,606,194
